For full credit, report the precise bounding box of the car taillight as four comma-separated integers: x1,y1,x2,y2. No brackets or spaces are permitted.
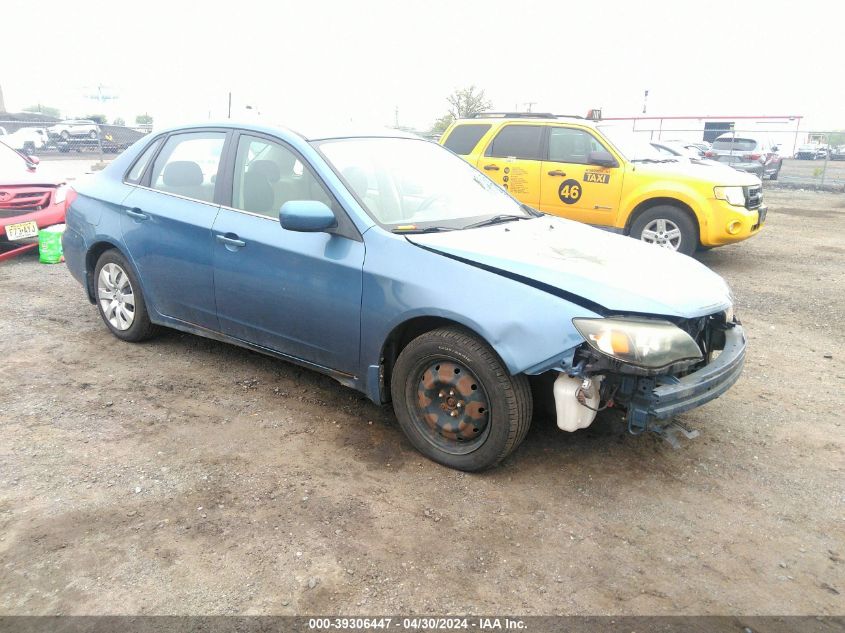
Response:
705,150,715,157
743,153,762,160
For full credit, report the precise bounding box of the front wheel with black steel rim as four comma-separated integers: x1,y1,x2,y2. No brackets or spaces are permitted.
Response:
94,249,157,342
630,205,697,256
391,326,532,471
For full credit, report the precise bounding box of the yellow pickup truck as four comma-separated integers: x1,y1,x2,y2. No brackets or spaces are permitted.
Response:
440,113,766,256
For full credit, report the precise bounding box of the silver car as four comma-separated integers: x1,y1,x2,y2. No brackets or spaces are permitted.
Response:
705,134,783,180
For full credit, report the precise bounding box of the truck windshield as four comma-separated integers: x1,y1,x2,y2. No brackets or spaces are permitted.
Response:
316,137,532,230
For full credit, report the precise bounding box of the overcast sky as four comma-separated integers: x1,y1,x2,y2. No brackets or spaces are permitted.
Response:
2,0,841,131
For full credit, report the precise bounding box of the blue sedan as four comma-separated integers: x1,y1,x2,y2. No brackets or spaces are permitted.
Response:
63,122,746,470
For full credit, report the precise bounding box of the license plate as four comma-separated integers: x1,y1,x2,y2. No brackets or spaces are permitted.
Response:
5,220,38,241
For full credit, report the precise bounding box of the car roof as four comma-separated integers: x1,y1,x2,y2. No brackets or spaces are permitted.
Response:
457,114,595,127
149,120,422,143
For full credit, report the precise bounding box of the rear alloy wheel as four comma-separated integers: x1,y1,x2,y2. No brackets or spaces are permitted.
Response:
630,205,697,256
94,250,156,342
391,326,532,471
88,130,97,139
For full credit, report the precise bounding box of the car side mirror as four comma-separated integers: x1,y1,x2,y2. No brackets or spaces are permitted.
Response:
587,150,618,167
279,200,337,233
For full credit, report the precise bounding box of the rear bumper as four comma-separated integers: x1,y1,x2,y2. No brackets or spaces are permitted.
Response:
626,324,746,428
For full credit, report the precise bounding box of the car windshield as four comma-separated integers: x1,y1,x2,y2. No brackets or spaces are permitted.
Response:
0,140,27,172
315,137,532,230
598,126,671,162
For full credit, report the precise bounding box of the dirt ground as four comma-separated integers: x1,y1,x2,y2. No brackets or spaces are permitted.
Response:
780,158,845,188
0,188,843,616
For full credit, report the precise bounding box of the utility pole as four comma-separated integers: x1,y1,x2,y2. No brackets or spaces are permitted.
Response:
228,92,232,119
523,101,536,113
642,89,649,114
394,106,399,128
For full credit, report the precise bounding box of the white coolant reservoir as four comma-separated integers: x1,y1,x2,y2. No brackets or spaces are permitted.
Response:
553,373,602,432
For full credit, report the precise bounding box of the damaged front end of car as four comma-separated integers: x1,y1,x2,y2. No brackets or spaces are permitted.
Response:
551,309,746,444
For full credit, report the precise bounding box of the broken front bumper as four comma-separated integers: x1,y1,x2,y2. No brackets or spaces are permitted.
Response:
625,324,746,431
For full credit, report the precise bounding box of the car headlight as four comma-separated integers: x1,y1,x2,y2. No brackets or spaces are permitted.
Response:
573,317,703,369
53,184,67,204
714,186,746,206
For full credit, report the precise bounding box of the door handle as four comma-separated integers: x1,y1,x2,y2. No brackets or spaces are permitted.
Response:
547,170,567,177
125,207,148,220
216,234,246,248
483,164,500,171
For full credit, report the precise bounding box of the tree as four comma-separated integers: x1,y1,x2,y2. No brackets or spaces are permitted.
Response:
430,114,455,137
135,113,153,125
23,104,61,118
826,130,845,147
429,86,492,136
446,85,492,119
112,117,126,126
85,114,107,124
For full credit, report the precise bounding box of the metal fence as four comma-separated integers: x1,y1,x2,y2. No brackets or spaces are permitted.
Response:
615,122,845,191
0,117,150,161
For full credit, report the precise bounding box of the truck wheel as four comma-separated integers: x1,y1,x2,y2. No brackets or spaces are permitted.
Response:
391,326,532,471
630,205,697,256
770,165,780,181
88,130,98,139
60,131,70,141
94,250,157,342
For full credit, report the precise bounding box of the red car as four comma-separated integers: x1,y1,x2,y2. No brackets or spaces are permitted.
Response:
0,140,68,260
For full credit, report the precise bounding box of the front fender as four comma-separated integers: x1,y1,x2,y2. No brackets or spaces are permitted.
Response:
359,229,598,402
621,181,708,233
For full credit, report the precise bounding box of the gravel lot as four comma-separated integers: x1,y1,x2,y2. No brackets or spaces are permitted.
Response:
0,188,842,615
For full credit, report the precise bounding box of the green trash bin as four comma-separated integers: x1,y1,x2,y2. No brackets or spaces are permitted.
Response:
38,223,65,264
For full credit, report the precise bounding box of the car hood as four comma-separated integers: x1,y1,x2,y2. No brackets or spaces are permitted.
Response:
634,159,760,184
0,172,64,187
407,217,732,318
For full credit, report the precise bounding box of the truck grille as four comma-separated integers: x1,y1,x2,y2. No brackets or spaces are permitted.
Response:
744,185,762,210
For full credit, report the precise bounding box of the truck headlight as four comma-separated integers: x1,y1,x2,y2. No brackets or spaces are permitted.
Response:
573,317,703,369
714,186,746,206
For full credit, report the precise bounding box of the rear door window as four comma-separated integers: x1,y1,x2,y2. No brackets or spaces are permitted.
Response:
148,132,226,203
125,138,162,184
484,125,544,160
443,124,491,155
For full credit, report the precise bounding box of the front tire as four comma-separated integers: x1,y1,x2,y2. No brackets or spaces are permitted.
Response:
94,250,157,342
630,205,697,256
391,327,532,471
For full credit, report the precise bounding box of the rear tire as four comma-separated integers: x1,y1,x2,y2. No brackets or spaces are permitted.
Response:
391,326,532,471
630,205,697,256
769,165,780,180
94,250,157,342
